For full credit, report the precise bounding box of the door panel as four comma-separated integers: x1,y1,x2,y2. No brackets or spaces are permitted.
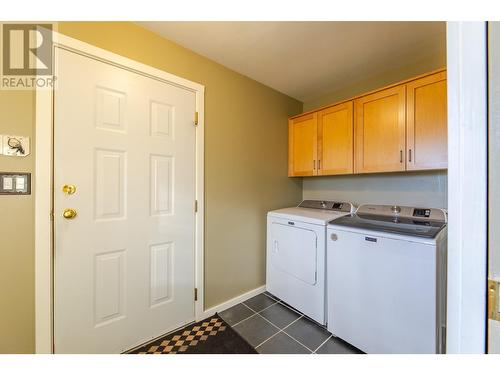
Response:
406,71,448,170
54,47,196,353
94,250,126,327
150,242,174,307
150,155,174,215
354,85,406,173
318,101,354,175
288,113,317,176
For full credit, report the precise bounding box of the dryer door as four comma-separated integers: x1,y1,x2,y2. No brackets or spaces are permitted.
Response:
266,214,326,324
270,221,318,285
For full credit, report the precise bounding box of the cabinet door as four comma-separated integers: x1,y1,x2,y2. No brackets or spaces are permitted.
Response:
288,113,318,176
318,101,354,175
354,85,406,173
406,71,447,170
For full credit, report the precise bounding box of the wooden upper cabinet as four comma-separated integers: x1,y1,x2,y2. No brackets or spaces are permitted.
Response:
406,71,447,170
354,85,406,173
288,69,447,177
318,101,354,175
288,113,318,176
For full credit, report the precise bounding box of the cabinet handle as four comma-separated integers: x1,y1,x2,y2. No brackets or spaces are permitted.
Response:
400,150,403,163
318,160,321,170
313,160,316,170
409,149,412,162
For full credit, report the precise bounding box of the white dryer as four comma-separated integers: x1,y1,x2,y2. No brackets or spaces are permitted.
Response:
327,204,448,353
266,200,355,325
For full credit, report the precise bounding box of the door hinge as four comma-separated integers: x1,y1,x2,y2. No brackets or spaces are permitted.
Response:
194,111,199,126
194,200,198,213
194,288,198,301
50,211,54,221
488,280,500,321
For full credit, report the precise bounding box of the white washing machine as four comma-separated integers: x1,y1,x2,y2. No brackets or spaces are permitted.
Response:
266,200,355,325
327,204,447,353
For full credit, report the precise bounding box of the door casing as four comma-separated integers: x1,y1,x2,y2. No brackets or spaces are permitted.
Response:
35,32,205,353
446,21,488,353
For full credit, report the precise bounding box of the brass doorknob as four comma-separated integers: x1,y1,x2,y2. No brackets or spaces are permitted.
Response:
63,208,77,219
62,184,77,195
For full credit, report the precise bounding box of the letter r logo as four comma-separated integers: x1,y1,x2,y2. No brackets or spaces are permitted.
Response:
2,24,53,75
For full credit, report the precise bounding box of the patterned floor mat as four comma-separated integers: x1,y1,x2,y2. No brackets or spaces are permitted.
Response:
127,314,257,354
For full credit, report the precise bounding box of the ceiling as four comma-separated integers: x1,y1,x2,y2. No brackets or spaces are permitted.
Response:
138,22,446,103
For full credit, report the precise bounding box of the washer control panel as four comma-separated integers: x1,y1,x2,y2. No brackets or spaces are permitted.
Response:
413,208,432,218
357,204,447,223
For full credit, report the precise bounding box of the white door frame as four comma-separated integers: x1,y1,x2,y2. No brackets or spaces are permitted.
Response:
446,21,488,353
35,32,205,353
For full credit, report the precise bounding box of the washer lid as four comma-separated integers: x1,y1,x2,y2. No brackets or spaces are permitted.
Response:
329,213,447,239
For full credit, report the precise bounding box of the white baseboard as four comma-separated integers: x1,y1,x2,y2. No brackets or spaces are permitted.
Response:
198,285,266,321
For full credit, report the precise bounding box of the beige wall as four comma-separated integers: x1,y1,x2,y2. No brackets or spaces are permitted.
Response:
0,91,35,353
302,50,447,209
0,22,302,353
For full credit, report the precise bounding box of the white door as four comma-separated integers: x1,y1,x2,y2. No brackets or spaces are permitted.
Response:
53,47,197,353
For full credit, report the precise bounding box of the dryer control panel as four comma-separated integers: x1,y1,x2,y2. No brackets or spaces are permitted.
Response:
299,200,354,213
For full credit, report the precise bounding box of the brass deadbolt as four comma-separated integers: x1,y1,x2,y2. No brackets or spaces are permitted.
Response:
62,184,77,195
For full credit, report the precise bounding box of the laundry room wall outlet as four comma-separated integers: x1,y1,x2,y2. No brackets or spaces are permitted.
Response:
1,135,30,157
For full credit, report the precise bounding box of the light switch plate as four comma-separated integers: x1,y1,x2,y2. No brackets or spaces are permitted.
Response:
0,173,31,195
15,176,25,190
1,135,30,157
3,176,13,190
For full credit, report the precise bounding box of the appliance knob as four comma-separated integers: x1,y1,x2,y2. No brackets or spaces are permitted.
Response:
391,205,401,214
330,233,338,241
320,201,326,208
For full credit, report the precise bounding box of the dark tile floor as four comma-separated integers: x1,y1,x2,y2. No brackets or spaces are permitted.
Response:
219,292,363,354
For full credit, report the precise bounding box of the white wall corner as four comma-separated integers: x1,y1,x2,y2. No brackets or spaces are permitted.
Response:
446,21,488,354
